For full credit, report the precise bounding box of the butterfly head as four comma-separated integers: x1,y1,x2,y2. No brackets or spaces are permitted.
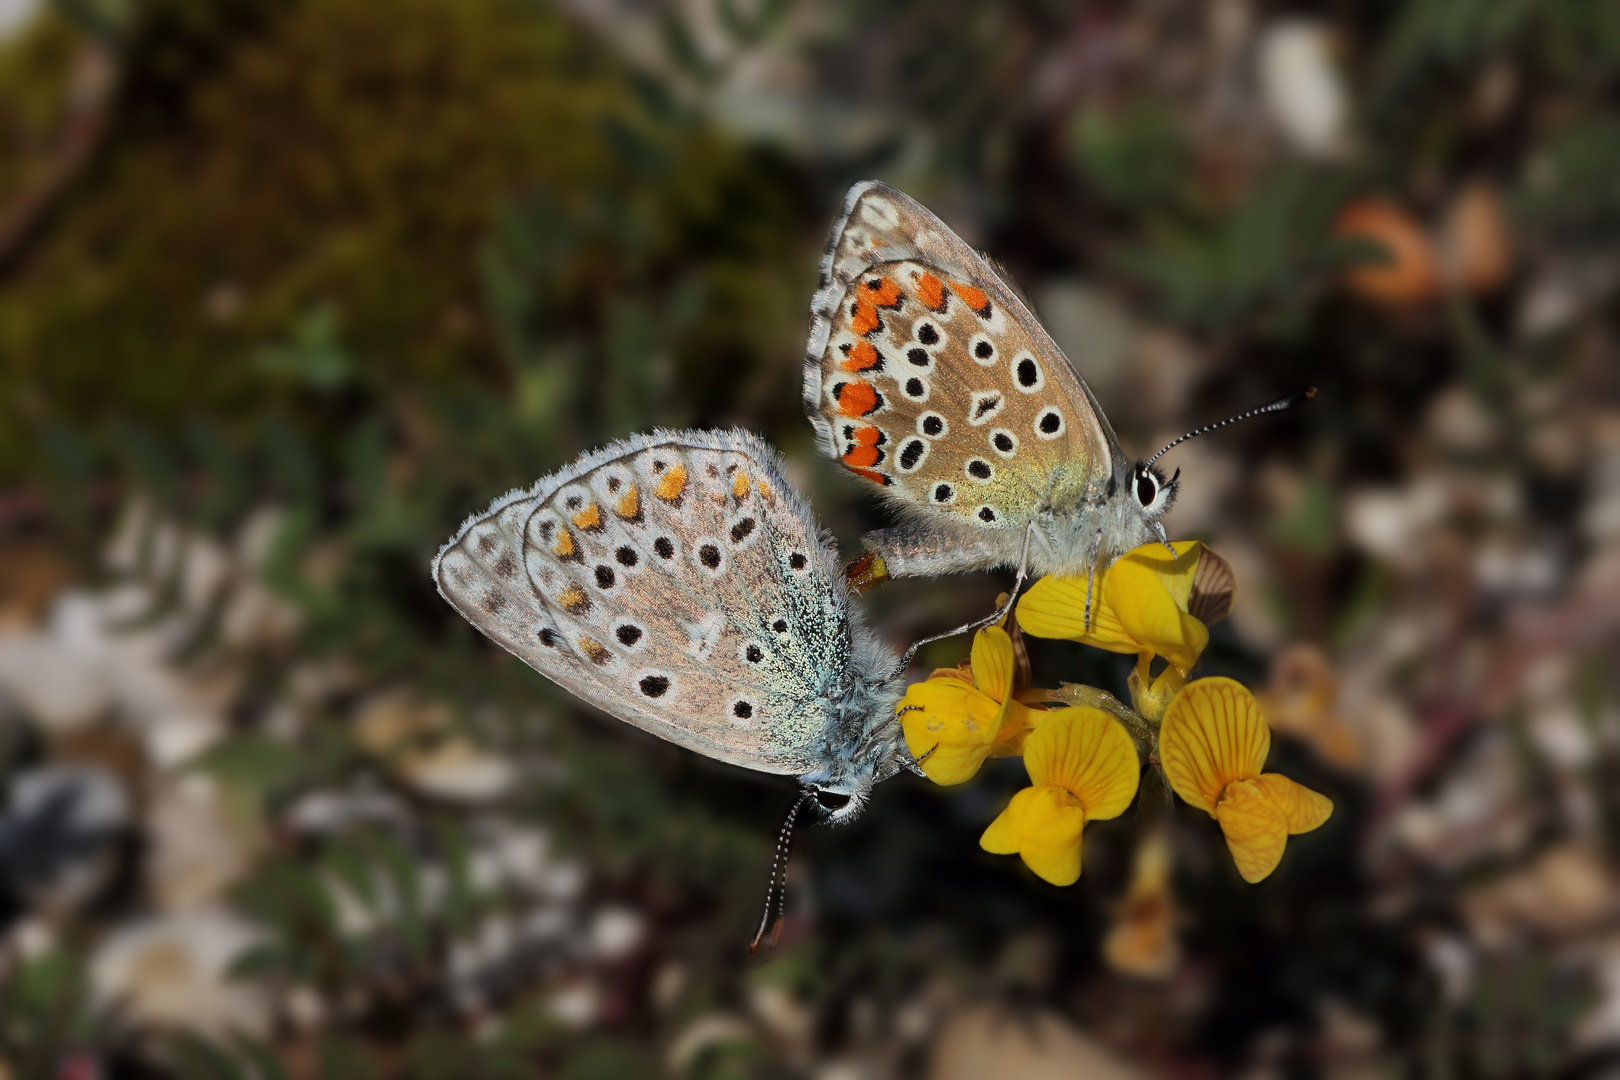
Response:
1130,462,1179,521
798,719,910,826
794,661,913,827
805,784,865,825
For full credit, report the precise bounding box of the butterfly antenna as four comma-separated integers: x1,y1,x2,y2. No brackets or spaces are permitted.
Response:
1143,387,1317,470
896,523,1035,674
750,791,813,954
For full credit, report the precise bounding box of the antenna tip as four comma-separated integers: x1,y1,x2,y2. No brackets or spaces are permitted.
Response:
1274,386,1318,410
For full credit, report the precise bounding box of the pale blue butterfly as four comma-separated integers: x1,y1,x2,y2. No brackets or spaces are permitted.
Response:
432,429,933,946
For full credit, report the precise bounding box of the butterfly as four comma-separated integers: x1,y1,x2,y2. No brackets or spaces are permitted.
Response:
432,428,917,826
804,181,1310,597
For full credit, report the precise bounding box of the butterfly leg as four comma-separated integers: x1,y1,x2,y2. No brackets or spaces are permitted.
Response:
905,741,939,779
1150,518,1177,558
895,522,1037,673
889,708,930,777
1083,526,1104,632
986,521,1035,630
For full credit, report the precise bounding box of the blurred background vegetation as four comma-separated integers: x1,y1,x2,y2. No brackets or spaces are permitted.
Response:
1,0,1619,1076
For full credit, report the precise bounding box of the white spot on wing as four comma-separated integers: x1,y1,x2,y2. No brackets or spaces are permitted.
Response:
684,612,725,660
969,333,998,366
968,391,1005,426
859,197,899,230
1011,352,1045,393
895,437,930,474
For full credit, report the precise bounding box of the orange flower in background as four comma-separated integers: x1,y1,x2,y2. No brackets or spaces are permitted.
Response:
1258,644,1362,769
1336,185,1514,310
1103,831,1180,979
1441,182,1512,295
979,707,1140,886
899,626,1040,786
1335,197,1439,308
1158,677,1332,883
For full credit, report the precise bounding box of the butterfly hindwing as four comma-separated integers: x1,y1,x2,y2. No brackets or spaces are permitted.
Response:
433,430,865,777
805,181,1124,539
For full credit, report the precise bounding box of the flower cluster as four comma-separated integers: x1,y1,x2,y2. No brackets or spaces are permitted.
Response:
899,541,1331,894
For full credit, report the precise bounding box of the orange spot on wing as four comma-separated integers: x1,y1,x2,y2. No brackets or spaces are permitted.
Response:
655,464,688,501
848,466,891,486
950,282,991,318
864,277,902,307
850,296,881,335
614,487,640,519
578,637,610,665
916,272,947,312
757,480,774,503
572,503,602,530
837,382,879,417
552,530,575,558
850,425,883,446
557,585,589,614
843,444,882,468
732,471,750,499
842,341,881,372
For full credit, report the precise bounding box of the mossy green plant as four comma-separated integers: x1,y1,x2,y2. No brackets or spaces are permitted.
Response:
0,0,797,481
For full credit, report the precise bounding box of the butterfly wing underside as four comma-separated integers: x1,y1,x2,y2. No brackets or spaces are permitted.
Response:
804,182,1124,558
433,430,860,778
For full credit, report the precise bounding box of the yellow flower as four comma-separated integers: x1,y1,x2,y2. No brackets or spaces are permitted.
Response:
1158,677,1332,883
979,707,1140,886
1017,540,1216,722
1102,831,1180,979
1017,541,1210,675
900,626,1039,785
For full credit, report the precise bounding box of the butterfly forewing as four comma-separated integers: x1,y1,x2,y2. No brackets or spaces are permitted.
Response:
433,430,860,777
804,182,1123,533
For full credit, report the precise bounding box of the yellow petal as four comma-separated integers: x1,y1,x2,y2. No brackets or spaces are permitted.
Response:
1016,575,1135,651
970,626,1016,699
1158,677,1271,815
1213,779,1289,883
987,700,1040,758
1023,707,1139,820
1252,773,1333,834
1150,539,1202,608
1104,544,1208,673
979,785,1087,886
908,743,991,786
899,679,1004,786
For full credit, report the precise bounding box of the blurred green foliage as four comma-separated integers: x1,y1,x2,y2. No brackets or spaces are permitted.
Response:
0,0,808,483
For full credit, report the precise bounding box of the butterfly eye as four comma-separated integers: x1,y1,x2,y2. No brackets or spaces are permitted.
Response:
1136,472,1157,507
814,789,851,812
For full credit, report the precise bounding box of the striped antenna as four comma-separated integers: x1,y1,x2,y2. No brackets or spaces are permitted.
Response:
749,791,813,953
1143,387,1318,470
